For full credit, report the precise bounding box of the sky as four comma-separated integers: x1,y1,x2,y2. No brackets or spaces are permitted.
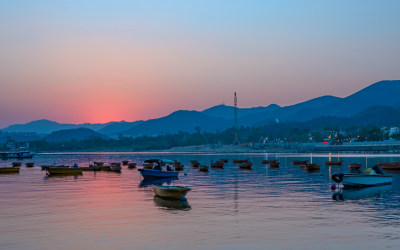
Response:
1,0,400,128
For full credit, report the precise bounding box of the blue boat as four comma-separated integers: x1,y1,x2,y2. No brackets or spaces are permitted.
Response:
138,168,179,179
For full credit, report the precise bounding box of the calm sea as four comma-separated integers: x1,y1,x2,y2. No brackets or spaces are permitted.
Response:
1,153,400,249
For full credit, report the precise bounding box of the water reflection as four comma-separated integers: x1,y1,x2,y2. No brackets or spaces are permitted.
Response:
332,184,393,201
44,173,82,180
139,177,179,187
153,195,191,210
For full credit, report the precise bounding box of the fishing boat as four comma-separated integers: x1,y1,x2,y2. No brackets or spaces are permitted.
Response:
349,163,362,171
210,161,224,169
110,162,121,167
233,159,249,163
82,166,101,171
263,159,278,164
378,161,400,170
292,160,308,165
199,165,209,172
41,165,69,170
304,163,320,171
47,167,83,174
173,162,184,171
99,165,111,171
220,159,228,163
12,162,22,167
0,167,20,173
127,163,137,169
153,185,191,200
25,162,34,168
190,160,200,168
143,163,154,169
122,160,129,165
325,160,343,166
93,162,104,166
332,166,393,187
239,162,252,169
269,162,280,168
138,168,179,179
110,165,122,172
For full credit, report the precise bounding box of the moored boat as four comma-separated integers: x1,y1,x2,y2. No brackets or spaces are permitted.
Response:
210,161,224,169
110,165,122,172
127,163,137,169
12,162,22,167
269,162,280,168
220,159,228,163
138,168,179,179
304,163,320,171
25,162,34,168
199,165,209,172
99,165,111,171
349,163,362,170
332,166,392,187
263,159,278,164
292,160,308,165
173,161,184,171
190,160,200,168
41,165,69,170
0,167,20,173
153,185,191,200
82,166,101,171
239,162,252,169
378,161,400,170
325,160,343,166
233,159,249,163
122,160,129,165
47,167,83,174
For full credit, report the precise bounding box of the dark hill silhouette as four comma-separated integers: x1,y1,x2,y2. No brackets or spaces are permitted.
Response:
44,128,109,142
2,119,111,134
121,110,230,137
98,120,143,135
202,104,280,120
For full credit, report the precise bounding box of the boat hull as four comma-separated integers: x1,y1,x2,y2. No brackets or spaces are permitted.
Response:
0,167,20,173
47,168,84,174
153,186,191,200
325,161,343,166
341,174,393,187
138,169,179,179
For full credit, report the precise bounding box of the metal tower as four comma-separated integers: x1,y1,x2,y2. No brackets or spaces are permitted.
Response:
234,92,238,144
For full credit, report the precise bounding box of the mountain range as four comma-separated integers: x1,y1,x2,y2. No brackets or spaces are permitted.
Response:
1,80,400,141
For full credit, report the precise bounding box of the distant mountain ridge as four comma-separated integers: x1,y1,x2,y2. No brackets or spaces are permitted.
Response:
44,128,109,142
1,80,400,137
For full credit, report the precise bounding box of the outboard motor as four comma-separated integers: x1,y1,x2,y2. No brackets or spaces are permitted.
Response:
332,173,344,183
372,165,384,175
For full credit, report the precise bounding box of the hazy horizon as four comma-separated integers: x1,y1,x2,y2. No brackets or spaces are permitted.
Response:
1,1,400,127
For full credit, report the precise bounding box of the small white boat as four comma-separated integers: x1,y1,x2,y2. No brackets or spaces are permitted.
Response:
332,173,393,187
153,185,191,200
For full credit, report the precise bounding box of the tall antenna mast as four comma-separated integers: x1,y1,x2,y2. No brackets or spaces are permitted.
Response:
234,92,238,144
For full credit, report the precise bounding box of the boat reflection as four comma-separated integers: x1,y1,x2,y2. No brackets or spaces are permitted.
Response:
44,173,82,180
139,177,178,187
153,195,191,210
332,184,393,201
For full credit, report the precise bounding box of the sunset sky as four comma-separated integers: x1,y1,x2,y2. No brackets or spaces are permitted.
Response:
1,0,400,128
